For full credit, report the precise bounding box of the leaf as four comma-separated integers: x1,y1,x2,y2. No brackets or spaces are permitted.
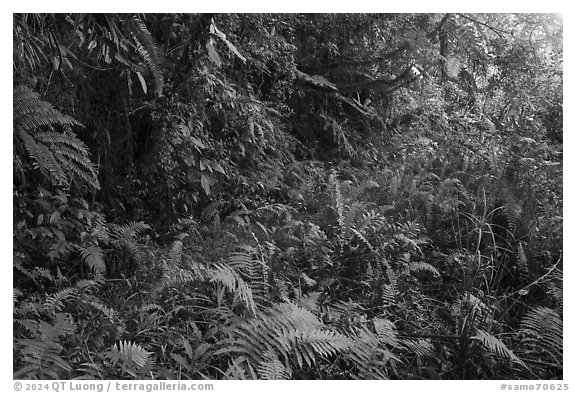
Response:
201,174,211,195
210,21,246,63
51,56,61,71
200,159,208,171
170,353,190,369
212,162,226,175
206,38,222,67
134,71,147,94
190,136,206,150
87,39,97,51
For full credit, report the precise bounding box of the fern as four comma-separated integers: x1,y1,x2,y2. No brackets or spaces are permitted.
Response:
14,86,100,189
42,288,78,315
109,221,150,242
216,300,403,379
14,86,81,131
402,338,435,359
471,329,525,367
256,352,291,379
216,302,352,374
210,262,258,315
345,325,400,379
517,242,528,274
200,200,226,223
403,261,441,277
169,239,184,265
520,307,562,367
106,340,153,374
79,245,106,276
14,339,72,379
123,15,164,94
14,296,77,379
157,247,259,315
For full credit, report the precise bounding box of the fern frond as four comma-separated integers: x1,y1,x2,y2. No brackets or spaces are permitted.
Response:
108,221,150,241
14,86,100,189
520,306,562,365
210,263,258,315
201,200,226,223
471,329,525,367
14,86,81,132
15,339,71,379
123,15,164,94
14,310,76,379
225,250,255,271
169,240,183,265
42,288,78,314
86,298,123,328
403,262,441,277
257,353,291,380
350,227,377,255
517,242,528,274
346,326,398,379
108,340,153,370
402,338,435,358
217,302,346,371
373,317,401,347
225,248,271,307
329,171,347,241
18,128,67,185
357,210,387,234
79,245,106,275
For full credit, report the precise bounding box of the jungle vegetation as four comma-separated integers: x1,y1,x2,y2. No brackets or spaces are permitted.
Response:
13,13,562,380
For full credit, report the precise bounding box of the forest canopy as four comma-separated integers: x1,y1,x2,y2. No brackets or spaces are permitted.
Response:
13,13,562,380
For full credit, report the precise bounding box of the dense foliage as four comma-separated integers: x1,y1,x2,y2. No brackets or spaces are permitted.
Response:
13,13,562,380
